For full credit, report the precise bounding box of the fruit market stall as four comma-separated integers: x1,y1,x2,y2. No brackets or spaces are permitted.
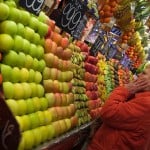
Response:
0,0,150,150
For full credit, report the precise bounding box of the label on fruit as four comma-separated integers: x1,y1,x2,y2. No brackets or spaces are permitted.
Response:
73,15,87,39
90,30,107,57
0,94,21,150
51,0,86,36
19,0,45,15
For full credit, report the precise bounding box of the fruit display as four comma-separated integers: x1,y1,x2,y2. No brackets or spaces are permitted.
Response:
76,41,102,119
43,18,78,135
0,0,149,149
70,42,91,126
98,0,119,23
0,0,61,149
117,66,133,86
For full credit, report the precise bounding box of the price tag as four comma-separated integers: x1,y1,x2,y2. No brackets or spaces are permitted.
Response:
111,26,122,36
0,94,21,150
52,0,86,36
90,30,107,57
19,0,45,15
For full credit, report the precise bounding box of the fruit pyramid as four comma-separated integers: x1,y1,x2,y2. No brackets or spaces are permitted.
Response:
0,1,75,149
76,41,102,120
70,41,91,126
43,19,78,137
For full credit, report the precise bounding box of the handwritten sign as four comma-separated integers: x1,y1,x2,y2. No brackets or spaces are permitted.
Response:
0,94,20,150
19,0,45,15
52,0,86,36
73,15,87,39
90,31,107,56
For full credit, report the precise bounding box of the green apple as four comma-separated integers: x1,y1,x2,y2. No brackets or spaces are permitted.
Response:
21,115,31,131
0,3,9,21
46,124,55,140
17,99,27,116
40,97,48,111
24,27,34,42
32,97,41,112
5,1,16,7
22,130,35,150
22,83,31,99
0,20,17,35
29,83,37,97
29,16,39,31
58,120,67,134
0,34,14,53
32,58,39,71
20,68,29,82
15,116,24,132
29,43,37,58
36,45,44,59
38,11,48,23
32,127,42,146
33,33,40,45
28,69,35,82
38,22,48,37
29,113,40,129
45,93,55,107
1,64,12,81
26,98,35,114
64,118,71,130
43,67,51,80
17,23,25,37
52,121,61,137
44,53,55,68
11,67,20,83
44,110,52,125
6,99,18,116
36,84,44,98
22,39,30,54
39,126,49,142
34,71,42,83
25,55,33,69
14,83,24,99
48,108,58,121
37,59,46,72
40,37,45,46
36,111,46,126
13,35,24,52
3,50,18,67
18,52,26,68
3,82,14,99
20,10,30,25
8,7,21,23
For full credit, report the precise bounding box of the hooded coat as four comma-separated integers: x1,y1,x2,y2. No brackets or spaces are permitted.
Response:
87,87,150,150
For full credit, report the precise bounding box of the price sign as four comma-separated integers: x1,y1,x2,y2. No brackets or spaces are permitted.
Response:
111,26,122,36
19,0,45,15
90,31,107,57
73,15,87,39
0,94,21,150
53,0,86,36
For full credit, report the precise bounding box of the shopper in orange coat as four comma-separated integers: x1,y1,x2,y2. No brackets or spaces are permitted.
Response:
87,65,150,150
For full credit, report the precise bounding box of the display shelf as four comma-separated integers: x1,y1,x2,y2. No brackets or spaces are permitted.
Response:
34,120,100,150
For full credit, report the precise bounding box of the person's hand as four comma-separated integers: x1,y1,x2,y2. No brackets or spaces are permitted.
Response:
125,76,150,96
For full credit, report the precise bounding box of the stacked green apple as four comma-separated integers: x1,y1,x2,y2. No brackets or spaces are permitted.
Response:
70,43,91,126
0,1,60,149
43,20,78,137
